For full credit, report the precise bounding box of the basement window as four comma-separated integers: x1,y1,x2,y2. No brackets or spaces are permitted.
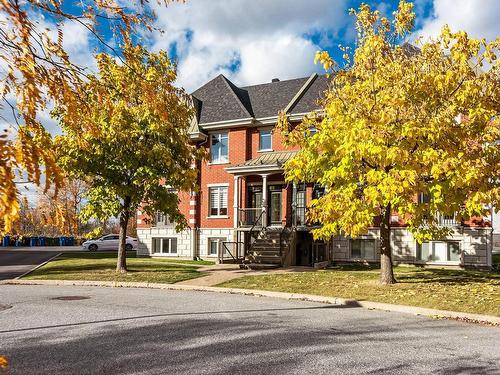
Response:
350,239,375,260
152,237,177,254
416,241,460,262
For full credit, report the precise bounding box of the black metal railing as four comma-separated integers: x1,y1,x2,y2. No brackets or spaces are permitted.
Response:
221,241,244,264
238,208,263,227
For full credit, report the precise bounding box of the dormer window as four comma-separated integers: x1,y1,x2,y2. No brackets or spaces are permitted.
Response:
259,129,272,151
211,132,228,164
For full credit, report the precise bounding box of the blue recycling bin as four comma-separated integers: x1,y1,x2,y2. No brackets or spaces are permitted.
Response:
66,237,75,246
59,237,65,246
2,236,9,247
30,236,38,247
39,237,46,246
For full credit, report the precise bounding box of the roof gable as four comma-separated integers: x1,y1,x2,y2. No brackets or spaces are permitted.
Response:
190,74,327,126
191,75,252,124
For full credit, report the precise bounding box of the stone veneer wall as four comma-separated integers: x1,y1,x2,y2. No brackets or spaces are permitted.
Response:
332,227,491,268
137,227,234,260
138,226,492,267
136,227,193,257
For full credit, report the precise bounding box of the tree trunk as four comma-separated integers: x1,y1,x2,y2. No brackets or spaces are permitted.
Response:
380,203,396,285
116,196,131,273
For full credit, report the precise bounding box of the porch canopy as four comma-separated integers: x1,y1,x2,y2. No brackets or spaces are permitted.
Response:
225,150,297,176
226,151,297,228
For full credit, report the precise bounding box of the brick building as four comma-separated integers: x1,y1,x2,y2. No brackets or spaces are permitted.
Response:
136,73,493,269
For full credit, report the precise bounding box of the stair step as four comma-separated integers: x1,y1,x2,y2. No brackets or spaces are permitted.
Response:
251,245,280,250
248,256,281,263
250,252,281,257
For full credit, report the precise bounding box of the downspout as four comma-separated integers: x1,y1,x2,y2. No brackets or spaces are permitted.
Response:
488,205,494,268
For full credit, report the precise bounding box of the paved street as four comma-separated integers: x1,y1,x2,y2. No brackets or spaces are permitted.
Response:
0,285,498,374
0,251,61,280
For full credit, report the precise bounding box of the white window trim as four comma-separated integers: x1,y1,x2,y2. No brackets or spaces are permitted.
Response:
208,185,229,218
207,237,227,257
258,128,273,152
415,240,462,264
210,132,229,165
151,237,178,256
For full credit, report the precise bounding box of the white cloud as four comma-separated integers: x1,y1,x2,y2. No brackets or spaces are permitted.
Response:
149,0,351,91
414,0,500,41
237,34,319,85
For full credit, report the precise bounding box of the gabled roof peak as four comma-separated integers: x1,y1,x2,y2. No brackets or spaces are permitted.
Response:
190,73,328,126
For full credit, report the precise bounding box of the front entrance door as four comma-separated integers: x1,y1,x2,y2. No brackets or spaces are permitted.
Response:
269,189,282,225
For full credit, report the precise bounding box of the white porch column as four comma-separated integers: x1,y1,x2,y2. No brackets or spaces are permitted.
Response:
233,175,240,228
261,174,268,227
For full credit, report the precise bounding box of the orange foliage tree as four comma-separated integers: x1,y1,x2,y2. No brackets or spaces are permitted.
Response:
0,0,176,232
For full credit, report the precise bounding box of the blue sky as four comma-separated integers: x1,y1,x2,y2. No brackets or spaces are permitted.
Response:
2,0,499,203
36,0,497,95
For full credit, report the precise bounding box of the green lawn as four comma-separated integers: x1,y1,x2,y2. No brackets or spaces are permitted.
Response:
24,252,213,284
218,265,500,316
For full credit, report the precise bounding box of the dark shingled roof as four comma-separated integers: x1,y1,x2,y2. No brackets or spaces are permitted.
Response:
241,77,309,118
191,75,252,124
191,74,327,126
289,75,329,114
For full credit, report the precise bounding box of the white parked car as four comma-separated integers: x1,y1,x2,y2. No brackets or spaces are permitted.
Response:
82,235,138,251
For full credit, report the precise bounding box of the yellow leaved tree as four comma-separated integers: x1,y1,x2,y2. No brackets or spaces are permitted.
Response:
53,43,201,273
279,1,499,284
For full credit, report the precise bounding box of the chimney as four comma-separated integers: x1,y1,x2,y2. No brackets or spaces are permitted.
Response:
271,78,280,83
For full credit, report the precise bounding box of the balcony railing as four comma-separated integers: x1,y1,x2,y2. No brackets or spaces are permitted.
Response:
238,208,263,227
436,213,460,227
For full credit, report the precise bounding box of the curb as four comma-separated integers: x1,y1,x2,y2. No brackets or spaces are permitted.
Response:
2,278,499,325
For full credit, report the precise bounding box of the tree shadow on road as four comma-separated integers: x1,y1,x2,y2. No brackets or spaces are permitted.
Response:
1,306,497,375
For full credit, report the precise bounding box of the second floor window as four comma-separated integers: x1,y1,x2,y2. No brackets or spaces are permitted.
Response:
211,132,228,163
259,129,272,151
209,186,228,216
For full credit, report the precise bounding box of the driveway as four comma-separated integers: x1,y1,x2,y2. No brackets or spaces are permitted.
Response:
0,251,60,280
0,285,498,374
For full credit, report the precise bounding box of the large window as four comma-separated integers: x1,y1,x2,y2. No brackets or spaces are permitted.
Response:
211,132,228,163
209,186,228,217
416,241,460,262
152,237,177,254
208,238,227,255
259,129,272,151
350,239,376,259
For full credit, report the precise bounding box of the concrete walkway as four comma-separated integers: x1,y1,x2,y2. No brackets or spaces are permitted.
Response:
178,264,318,286
177,264,256,286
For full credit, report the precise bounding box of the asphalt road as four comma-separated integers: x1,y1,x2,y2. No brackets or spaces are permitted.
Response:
0,285,499,374
0,251,60,280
